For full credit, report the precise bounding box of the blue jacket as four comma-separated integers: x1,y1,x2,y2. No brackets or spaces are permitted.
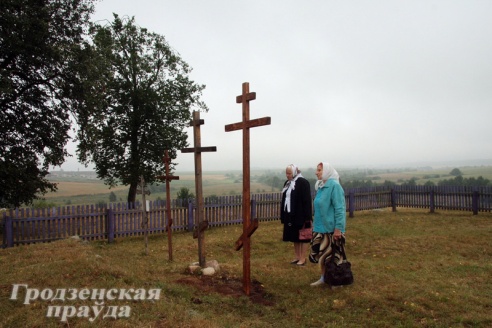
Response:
313,179,346,233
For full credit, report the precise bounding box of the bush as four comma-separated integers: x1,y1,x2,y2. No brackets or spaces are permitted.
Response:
32,200,57,209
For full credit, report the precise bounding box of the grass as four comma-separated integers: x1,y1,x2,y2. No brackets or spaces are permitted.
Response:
1,209,491,327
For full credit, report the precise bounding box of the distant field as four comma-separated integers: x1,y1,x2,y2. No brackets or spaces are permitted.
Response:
48,181,128,197
42,166,492,206
368,166,492,184
43,171,274,206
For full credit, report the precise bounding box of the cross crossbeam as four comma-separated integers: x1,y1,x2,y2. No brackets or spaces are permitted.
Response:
234,219,259,251
224,117,271,132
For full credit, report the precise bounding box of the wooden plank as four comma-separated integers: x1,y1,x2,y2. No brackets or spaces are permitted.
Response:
224,117,271,132
189,118,205,126
236,92,256,103
181,146,217,153
234,219,259,251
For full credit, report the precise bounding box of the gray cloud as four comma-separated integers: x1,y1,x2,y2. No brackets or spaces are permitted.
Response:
61,0,492,172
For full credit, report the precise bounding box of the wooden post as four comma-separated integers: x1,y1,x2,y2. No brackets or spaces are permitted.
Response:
156,150,180,261
472,189,479,215
181,111,217,267
139,176,150,255
349,191,355,218
225,82,271,296
107,208,115,243
430,189,435,214
391,188,397,212
5,215,13,248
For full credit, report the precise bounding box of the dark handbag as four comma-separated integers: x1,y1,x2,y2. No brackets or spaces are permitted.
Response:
324,240,354,286
298,221,313,241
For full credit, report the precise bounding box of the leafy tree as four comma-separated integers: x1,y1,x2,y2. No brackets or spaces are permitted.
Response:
76,15,207,204
401,177,417,187
343,179,375,189
96,200,107,208
176,187,194,206
437,175,490,187
449,168,462,176
109,191,117,202
206,194,219,204
269,176,283,191
0,0,97,207
382,180,396,187
468,176,490,186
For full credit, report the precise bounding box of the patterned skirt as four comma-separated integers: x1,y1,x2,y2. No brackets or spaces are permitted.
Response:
309,232,346,268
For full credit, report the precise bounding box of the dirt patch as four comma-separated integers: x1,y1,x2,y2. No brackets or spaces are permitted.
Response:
176,273,275,306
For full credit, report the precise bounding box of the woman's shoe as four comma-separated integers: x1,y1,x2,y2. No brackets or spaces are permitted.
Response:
310,279,325,287
290,260,299,264
297,261,306,266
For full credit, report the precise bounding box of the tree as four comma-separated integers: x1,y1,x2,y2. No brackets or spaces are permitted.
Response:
449,168,462,176
76,15,207,204
176,187,194,206
0,0,97,207
401,177,417,187
109,191,117,202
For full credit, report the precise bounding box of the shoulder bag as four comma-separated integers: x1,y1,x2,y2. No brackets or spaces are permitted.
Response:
324,240,354,287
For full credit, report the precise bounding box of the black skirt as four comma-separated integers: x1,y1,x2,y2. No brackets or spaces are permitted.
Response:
282,220,310,243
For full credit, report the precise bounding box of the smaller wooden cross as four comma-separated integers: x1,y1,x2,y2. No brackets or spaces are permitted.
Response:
225,82,271,295
181,111,217,267
156,150,179,261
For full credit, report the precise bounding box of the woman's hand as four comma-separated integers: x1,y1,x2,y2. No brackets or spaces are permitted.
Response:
333,228,342,240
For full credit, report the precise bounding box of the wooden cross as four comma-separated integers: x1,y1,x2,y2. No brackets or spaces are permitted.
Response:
156,150,179,261
181,111,217,267
225,82,271,295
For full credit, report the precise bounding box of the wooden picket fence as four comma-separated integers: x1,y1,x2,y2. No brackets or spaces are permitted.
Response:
1,186,491,248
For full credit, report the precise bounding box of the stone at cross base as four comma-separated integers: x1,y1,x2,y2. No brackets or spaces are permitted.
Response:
187,259,221,276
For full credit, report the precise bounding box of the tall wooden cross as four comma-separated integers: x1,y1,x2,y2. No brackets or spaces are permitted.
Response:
181,111,217,267
225,82,271,295
156,150,179,261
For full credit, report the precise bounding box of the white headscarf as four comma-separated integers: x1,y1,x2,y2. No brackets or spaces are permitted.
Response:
315,162,339,190
282,164,303,212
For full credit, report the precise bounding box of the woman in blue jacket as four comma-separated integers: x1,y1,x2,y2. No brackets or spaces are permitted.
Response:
309,162,346,286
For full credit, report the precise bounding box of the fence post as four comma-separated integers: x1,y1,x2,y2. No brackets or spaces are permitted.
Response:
5,216,13,248
187,200,194,232
107,208,115,243
430,189,435,213
472,189,479,215
391,188,397,212
251,199,256,220
348,191,355,218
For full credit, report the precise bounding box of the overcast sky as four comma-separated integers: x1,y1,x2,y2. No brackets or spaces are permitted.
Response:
61,0,492,173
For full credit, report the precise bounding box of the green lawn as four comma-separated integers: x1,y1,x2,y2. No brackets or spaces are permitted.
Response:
1,208,491,327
